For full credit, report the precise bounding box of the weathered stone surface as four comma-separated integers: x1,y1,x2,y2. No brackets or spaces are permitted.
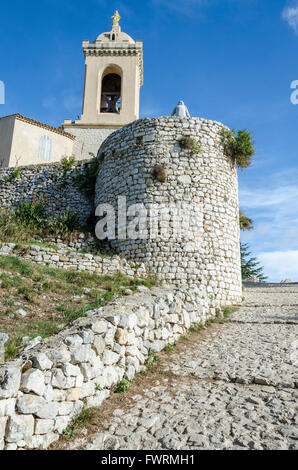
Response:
86,390,110,408
17,394,46,415
0,368,21,399
92,320,108,334
6,414,35,443
30,353,53,371
54,416,71,434
103,350,120,366
35,419,55,435
70,345,94,364
21,369,45,396
35,402,59,420
0,398,15,417
115,328,129,345
65,388,81,402
93,335,106,355
0,416,8,440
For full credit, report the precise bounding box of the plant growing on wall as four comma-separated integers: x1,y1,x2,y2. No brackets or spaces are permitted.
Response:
153,164,167,183
61,155,76,172
179,136,201,154
221,128,255,169
239,210,254,231
73,153,101,198
4,168,23,183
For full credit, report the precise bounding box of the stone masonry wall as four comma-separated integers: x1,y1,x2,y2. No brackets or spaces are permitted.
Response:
0,284,214,450
0,160,94,227
0,243,148,279
95,117,242,305
66,127,116,161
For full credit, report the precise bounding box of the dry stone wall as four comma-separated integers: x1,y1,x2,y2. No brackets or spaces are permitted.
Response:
0,285,213,450
0,160,94,226
0,243,148,279
95,117,242,305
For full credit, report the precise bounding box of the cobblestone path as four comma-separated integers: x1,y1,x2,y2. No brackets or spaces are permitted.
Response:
66,284,298,451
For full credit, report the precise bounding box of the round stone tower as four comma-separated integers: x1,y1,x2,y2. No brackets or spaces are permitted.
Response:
95,116,242,306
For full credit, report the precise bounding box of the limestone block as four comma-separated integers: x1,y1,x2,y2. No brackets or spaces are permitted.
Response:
0,368,21,399
6,414,35,443
30,353,53,371
21,369,45,396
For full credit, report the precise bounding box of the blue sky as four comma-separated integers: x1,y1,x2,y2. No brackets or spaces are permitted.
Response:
0,0,298,281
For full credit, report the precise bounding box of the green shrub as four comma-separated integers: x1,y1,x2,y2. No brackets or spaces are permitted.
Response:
4,168,23,182
114,379,131,394
239,210,253,231
15,200,46,228
73,154,100,198
61,155,76,172
49,209,80,235
221,128,255,169
179,136,201,154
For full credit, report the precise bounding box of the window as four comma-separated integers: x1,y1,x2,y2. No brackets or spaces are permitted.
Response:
39,135,52,161
100,67,122,114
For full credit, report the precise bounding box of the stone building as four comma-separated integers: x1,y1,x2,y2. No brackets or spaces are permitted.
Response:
62,11,143,160
0,114,75,168
0,12,143,166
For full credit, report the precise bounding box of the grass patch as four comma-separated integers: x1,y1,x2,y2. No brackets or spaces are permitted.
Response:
0,255,157,361
114,379,131,394
163,343,174,353
222,306,239,319
63,407,94,440
0,202,82,245
144,349,160,371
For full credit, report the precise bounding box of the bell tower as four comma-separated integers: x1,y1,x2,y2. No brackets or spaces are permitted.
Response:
78,11,143,127
62,11,143,160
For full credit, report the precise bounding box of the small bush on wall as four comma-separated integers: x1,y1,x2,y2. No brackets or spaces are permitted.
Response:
153,164,167,183
179,136,201,154
239,210,254,231
74,153,100,198
221,128,255,169
61,156,76,172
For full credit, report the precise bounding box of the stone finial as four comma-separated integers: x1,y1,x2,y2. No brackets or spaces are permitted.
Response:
171,100,191,118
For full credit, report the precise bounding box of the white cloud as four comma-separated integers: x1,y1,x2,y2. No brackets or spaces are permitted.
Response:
258,251,298,282
282,2,298,34
239,185,298,209
239,174,298,281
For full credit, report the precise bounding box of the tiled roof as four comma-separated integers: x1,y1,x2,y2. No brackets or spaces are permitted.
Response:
0,114,76,140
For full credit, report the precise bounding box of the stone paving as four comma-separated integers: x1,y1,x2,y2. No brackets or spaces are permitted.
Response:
66,284,298,451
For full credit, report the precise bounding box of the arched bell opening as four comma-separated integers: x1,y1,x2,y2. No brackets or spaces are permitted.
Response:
100,66,122,114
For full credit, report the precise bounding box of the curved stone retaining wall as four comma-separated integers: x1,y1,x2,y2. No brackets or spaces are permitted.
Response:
95,117,242,305
0,285,213,450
